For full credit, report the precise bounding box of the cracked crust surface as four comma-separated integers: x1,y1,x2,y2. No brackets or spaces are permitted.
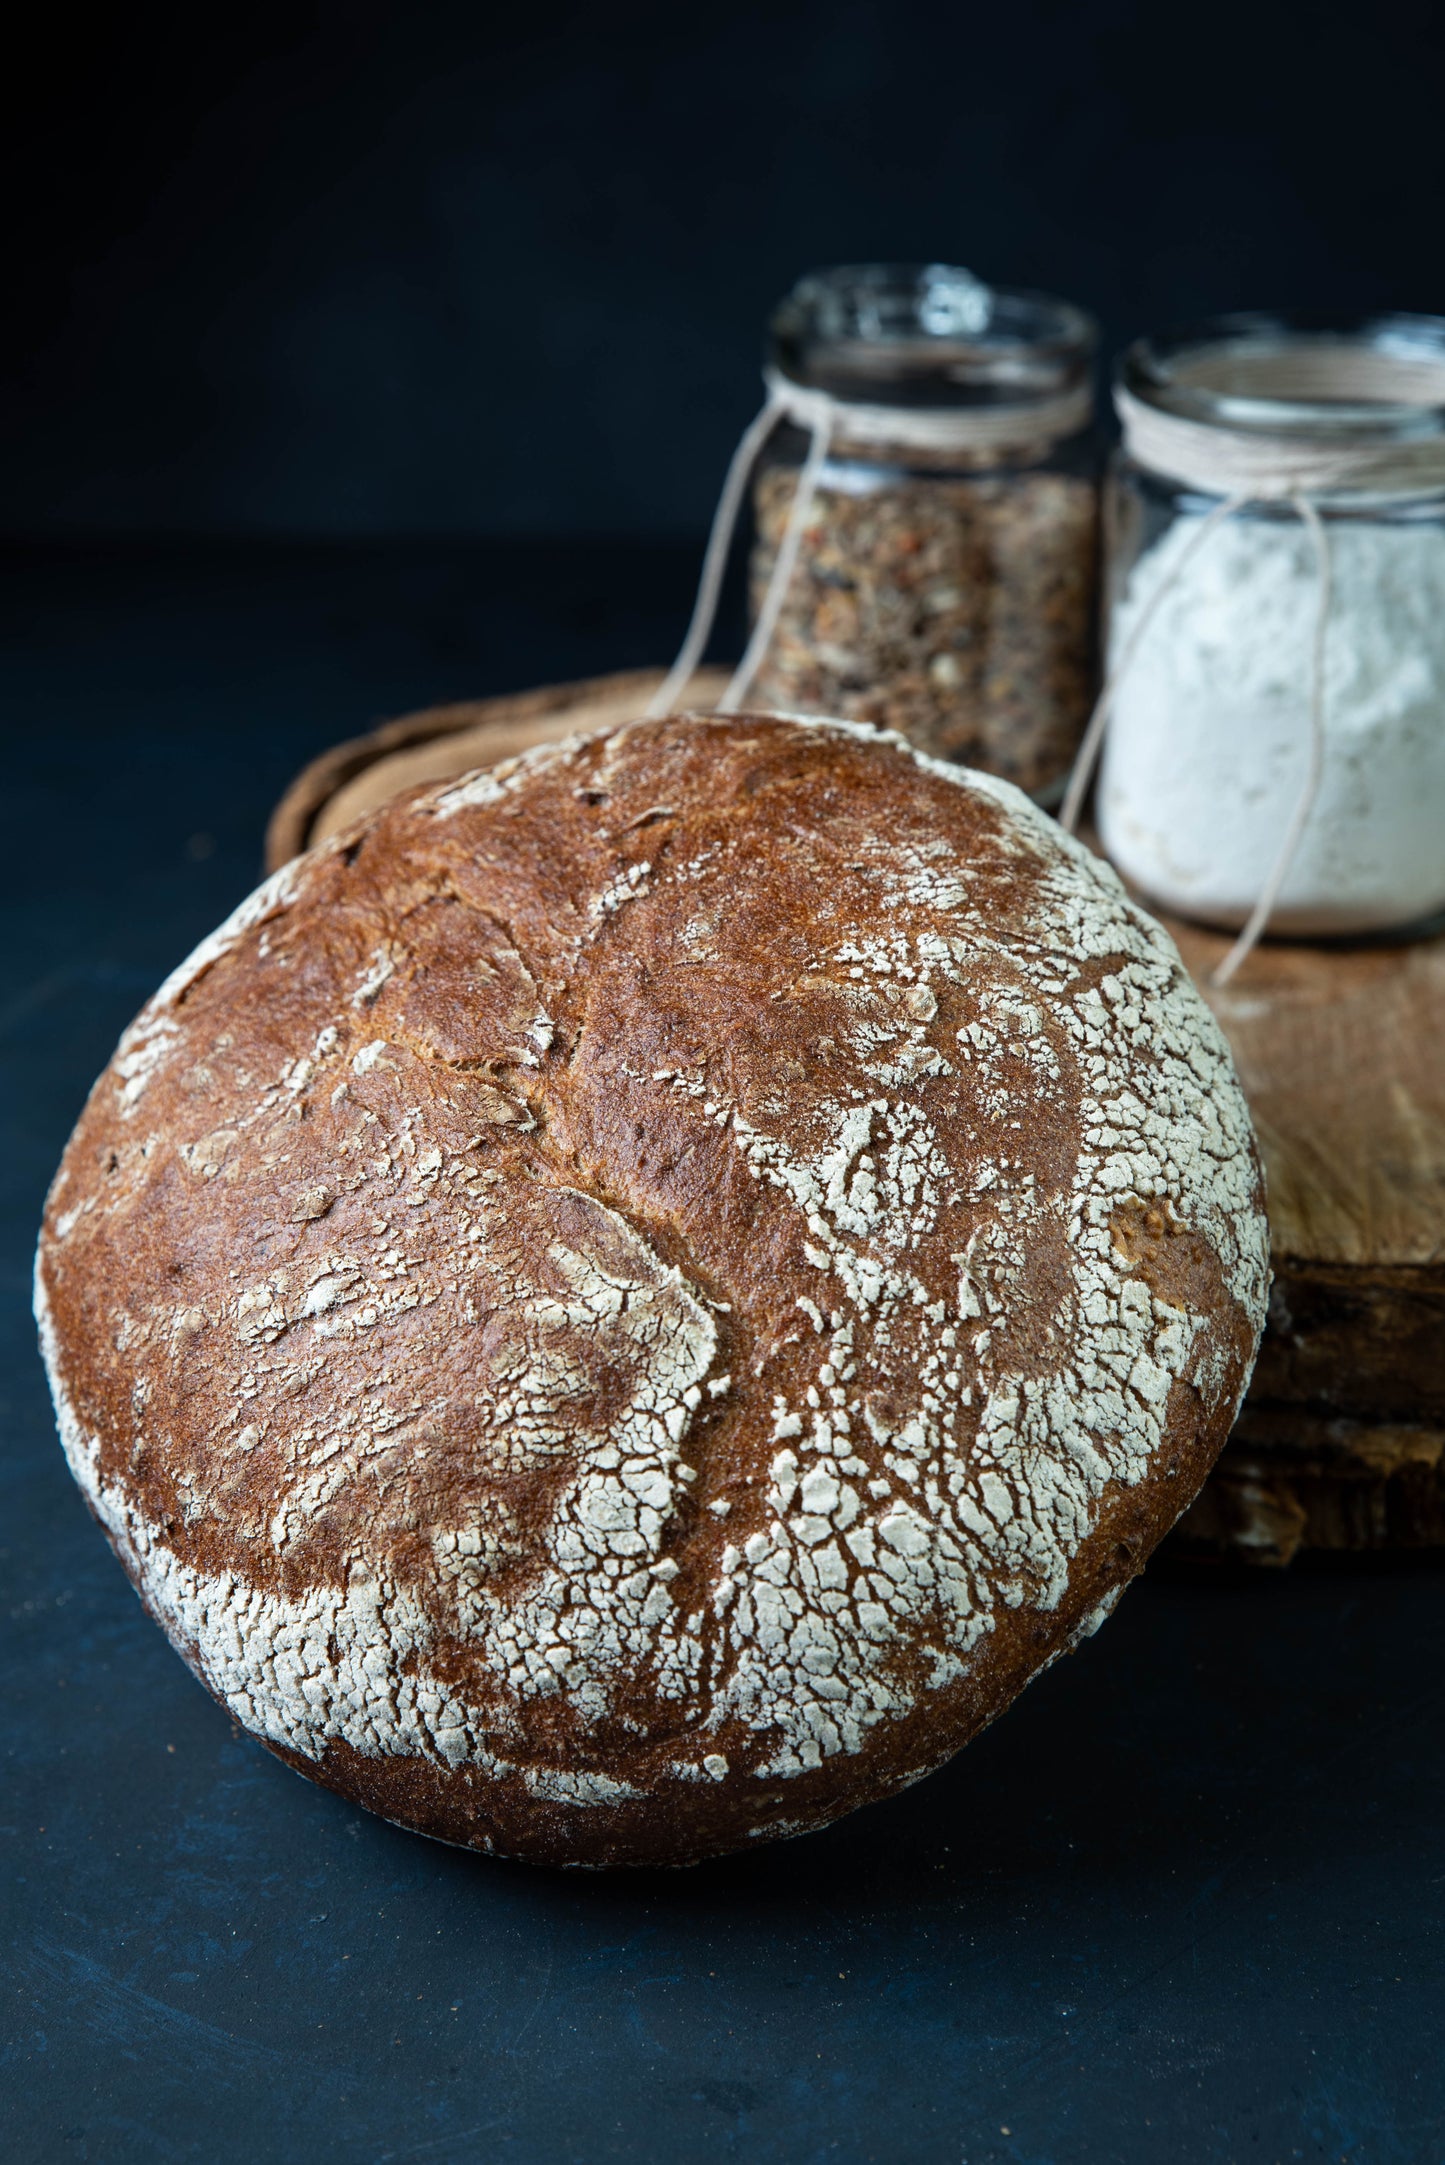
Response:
36,713,1269,1866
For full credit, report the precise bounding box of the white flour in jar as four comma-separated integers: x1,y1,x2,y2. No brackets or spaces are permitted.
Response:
1097,513,1445,933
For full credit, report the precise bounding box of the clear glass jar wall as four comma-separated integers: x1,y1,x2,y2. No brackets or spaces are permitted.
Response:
748,264,1100,804
1098,314,1445,936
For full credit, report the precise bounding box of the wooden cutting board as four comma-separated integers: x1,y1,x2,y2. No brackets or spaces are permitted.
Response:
266,670,1445,1563
1166,919,1445,1561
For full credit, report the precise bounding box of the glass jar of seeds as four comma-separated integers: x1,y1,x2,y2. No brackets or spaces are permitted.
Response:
747,264,1100,802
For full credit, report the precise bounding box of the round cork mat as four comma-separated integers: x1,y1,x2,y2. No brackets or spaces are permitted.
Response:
267,671,1445,1564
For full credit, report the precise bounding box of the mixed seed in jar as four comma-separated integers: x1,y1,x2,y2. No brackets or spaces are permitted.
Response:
750,457,1097,799
651,265,1102,802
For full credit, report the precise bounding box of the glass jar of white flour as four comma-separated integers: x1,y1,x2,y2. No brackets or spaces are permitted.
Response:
1086,315,1445,941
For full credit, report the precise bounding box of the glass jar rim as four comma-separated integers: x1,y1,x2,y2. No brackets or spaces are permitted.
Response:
1120,312,1445,444
770,263,1097,409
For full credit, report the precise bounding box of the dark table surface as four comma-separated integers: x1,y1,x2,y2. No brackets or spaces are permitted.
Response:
3,541,1443,2165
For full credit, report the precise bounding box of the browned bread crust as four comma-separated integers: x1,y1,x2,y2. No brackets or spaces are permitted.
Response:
36,714,1268,1865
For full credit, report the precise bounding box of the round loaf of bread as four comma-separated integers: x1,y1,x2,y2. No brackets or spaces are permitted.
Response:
37,713,1269,1867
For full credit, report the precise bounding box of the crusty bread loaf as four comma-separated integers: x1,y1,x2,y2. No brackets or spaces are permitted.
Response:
36,714,1269,1866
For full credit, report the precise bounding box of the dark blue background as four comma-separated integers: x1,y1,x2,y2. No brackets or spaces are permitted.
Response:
6,0,1445,537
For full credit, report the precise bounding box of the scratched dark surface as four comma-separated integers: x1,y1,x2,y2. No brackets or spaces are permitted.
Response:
2,542,1443,2165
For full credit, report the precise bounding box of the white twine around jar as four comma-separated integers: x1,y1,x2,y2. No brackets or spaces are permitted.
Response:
646,365,1093,722
1061,347,1445,986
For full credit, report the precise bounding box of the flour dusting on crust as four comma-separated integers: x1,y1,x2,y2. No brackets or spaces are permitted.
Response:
36,713,1268,1865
